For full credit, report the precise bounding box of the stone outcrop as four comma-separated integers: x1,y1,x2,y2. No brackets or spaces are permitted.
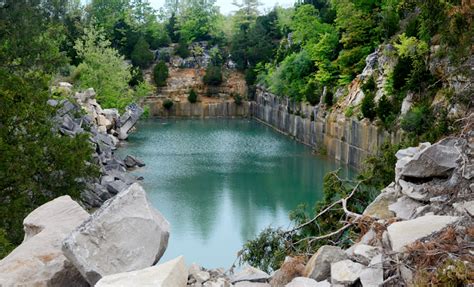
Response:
50,85,145,208
0,196,89,287
96,256,187,287
62,183,170,285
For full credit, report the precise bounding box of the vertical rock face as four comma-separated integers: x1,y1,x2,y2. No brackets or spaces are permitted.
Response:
250,88,400,168
62,183,170,285
0,196,89,287
95,256,187,287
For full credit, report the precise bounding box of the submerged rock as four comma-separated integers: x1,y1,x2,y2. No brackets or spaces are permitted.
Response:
0,196,89,287
96,256,187,287
62,183,170,285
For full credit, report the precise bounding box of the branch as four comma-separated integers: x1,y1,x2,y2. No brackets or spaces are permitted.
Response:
286,180,363,234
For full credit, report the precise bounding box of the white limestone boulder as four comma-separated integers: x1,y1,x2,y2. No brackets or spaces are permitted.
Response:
96,256,187,287
304,245,348,282
330,260,365,285
285,277,330,287
0,196,89,287
62,183,170,285
387,215,459,252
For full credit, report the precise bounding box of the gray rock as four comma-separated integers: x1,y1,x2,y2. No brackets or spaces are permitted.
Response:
452,200,474,216
235,282,270,287
0,196,89,287
387,215,459,252
106,179,128,195
398,179,431,202
96,256,187,287
363,184,397,219
285,277,330,287
62,183,170,285
304,245,348,282
124,155,146,168
352,244,380,265
230,266,270,283
203,278,232,287
47,99,59,107
388,196,424,219
359,254,384,287
331,260,365,285
117,104,143,140
400,140,460,179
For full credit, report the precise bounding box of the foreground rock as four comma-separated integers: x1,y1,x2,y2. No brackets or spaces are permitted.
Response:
230,266,270,284
330,260,365,285
96,256,187,287
63,183,170,285
304,245,347,282
0,196,89,287
387,215,459,252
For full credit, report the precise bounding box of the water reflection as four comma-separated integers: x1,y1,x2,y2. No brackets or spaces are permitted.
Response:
117,119,355,268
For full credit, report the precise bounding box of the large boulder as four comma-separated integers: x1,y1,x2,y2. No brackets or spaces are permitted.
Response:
399,139,460,179
0,196,89,287
95,256,187,287
62,183,170,285
230,266,270,284
363,184,397,219
330,260,365,285
303,245,347,282
387,215,459,252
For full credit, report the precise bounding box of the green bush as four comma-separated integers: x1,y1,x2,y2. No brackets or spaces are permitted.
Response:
176,40,190,58
153,61,169,87
324,90,334,107
233,93,243,105
129,66,144,87
401,105,433,136
376,95,396,129
162,99,173,110
188,89,198,103
203,65,223,86
131,37,154,68
361,92,376,120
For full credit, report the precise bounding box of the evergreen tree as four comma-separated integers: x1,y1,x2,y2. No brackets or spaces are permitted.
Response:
131,36,154,68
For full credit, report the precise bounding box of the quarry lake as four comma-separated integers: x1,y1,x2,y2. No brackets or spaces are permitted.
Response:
117,119,355,268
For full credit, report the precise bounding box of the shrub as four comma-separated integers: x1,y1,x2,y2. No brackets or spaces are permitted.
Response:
233,93,243,105
361,141,404,189
401,105,433,136
162,99,173,110
345,106,354,117
153,61,169,87
245,69,257,86
324,90,333,107
361,92,376,120
176,40,190,58
203,65,223,86
131,37,154,68
188,89,198,103
129,66,144,87
376,95,395,129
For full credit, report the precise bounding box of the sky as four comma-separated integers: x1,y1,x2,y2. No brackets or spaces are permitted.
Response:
148,0,296,15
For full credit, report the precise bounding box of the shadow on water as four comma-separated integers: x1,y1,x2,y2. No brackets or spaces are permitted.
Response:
117,118,356,268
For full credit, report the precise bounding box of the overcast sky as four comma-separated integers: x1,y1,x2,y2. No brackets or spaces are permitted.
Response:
148,0,296,15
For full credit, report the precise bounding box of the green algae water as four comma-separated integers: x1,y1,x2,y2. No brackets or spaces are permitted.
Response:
118,119,355,268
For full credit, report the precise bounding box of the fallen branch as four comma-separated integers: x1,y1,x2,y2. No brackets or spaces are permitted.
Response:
286,180,363,234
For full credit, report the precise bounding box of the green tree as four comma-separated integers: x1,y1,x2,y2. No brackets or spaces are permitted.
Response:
74,25,133,111
188,89,198,103
177,0,219,43
131,36,154,68
154,61,169,87
203,65,223,86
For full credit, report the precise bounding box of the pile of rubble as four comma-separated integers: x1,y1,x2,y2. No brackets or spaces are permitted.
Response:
49,84,145,208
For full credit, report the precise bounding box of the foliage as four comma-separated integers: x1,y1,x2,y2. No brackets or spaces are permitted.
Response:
413,259,473,287
0,229,14,259
134,80,154,99
324,90,334,107
129,66,144,87
177,0,219,43
376,95,396,130
162,99,173,110
131,36,154,68
360,141,402,189
361,92,376,121
176,40,190,58
401,104,433,136
0,71,97,249
203,65,223,86
188,89,198,103
74,25,133,111
233,93,243,106
153,61,169,87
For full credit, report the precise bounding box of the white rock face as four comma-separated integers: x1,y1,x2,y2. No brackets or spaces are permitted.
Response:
285,277,330,287
331,260,365,285
63,183,170,285
96,256,187,287
387,215,459,252
0,196,89,287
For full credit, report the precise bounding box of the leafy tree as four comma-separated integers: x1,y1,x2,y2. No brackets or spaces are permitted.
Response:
177,0,219,43
74,25,133,111
154,61,169,87
131,36,154,68
87,0,130,33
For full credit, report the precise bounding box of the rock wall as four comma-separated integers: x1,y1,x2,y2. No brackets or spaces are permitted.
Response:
146,99,250,118
250,87,402,168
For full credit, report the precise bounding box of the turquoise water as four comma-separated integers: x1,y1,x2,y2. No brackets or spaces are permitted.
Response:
118,119,355,268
